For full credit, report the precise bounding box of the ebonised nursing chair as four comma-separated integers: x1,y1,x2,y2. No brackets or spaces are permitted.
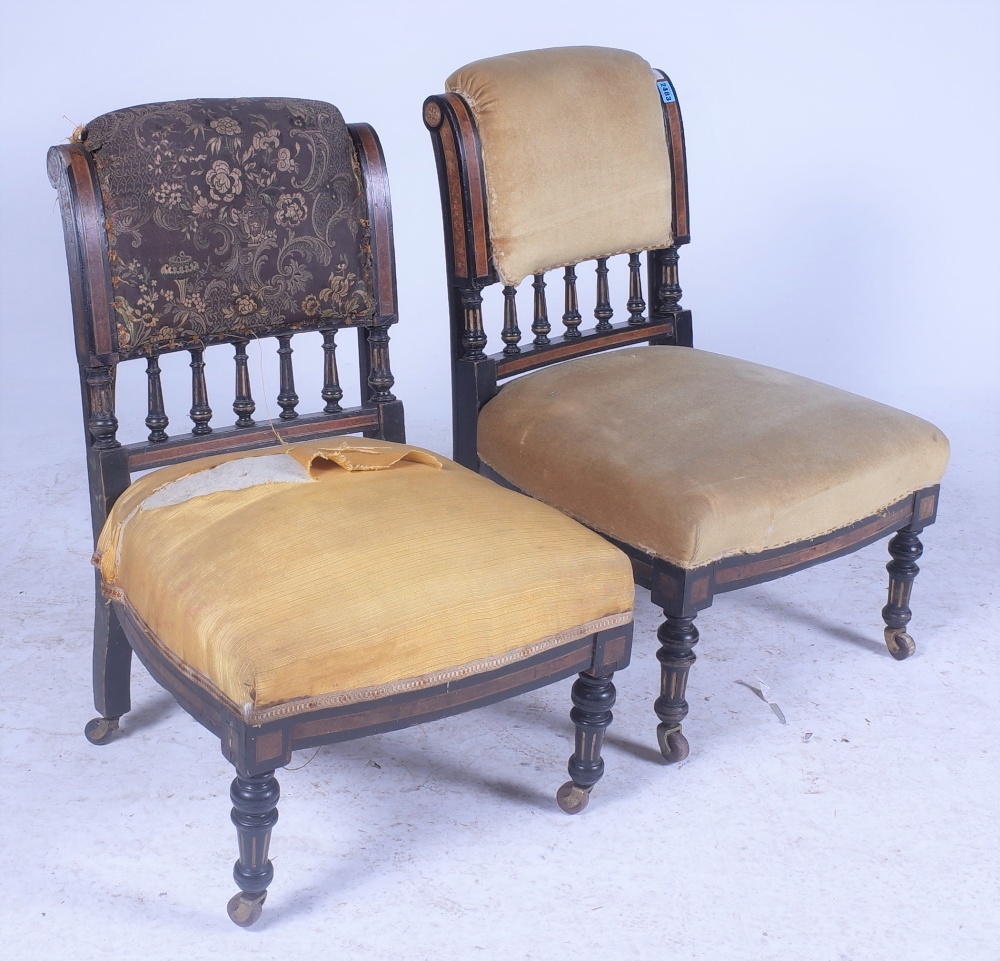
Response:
48,96,634,926
423,47,949,763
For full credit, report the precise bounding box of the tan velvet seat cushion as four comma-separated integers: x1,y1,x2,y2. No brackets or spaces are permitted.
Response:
446,46,673,286
95,441,633,723
478,347,950,568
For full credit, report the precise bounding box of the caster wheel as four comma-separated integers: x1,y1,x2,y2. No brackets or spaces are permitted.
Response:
885,628,916,661
556,781,591,815
227,891,266,927
85,717,120,745
657,726,690,763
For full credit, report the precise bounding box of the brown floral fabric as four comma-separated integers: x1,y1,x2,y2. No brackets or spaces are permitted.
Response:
83,98,376,358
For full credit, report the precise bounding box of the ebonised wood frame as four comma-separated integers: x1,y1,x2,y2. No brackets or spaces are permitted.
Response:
423,70,940,764
49,112,633,927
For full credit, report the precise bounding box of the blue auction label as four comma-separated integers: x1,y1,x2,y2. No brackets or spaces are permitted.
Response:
657,79,676,104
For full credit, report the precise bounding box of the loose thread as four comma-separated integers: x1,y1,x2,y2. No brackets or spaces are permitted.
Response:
285,747,323,772
249,332,291,451
63,115,85,143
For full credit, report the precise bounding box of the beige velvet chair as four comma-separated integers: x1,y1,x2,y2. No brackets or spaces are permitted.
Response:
423,47,949,762
48,96,635,926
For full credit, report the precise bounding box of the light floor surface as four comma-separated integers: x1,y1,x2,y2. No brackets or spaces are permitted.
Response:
1,414,997,961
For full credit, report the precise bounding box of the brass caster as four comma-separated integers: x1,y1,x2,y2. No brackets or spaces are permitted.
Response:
227,891,266,927
657,725,690,763
884,627,916,661
556,781,592,815
85,716,120,745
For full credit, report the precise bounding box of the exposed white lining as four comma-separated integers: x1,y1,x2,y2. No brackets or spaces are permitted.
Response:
141,453,312,510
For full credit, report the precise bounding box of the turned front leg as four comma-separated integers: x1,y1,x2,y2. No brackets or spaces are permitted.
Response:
556,672,616,814
882,526,924,660
228,771,280,927
654,613,699,762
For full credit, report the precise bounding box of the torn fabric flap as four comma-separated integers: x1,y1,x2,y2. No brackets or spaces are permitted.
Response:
93,440,444,586
289,443,443,473
143,442,443,512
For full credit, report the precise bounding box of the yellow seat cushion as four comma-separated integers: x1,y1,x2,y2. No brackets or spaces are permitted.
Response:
478,347,950,568
446,46,673,286
95,441,634,722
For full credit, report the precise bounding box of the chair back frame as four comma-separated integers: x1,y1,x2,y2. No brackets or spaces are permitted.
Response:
49,101,634,779
424,71,940,616
423,68,691,470
48,116,404,545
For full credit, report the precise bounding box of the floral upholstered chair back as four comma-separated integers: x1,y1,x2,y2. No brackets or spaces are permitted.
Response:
80,98,378,358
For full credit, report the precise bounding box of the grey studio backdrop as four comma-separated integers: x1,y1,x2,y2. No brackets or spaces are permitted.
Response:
1,1,997,959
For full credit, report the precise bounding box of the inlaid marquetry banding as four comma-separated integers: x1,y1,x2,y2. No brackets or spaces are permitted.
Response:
68,148,115,357
349,123,397,319
494,323,673,379
435,117,469,278
114,589,630,726
653,70,689,242
445,94,491,280
254,731,284,764
249,611,631,723
714,500,915,587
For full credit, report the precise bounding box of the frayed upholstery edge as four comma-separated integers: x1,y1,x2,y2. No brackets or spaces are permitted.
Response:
492,239,675,289
247,610,632,723
478,450,931,569
109,593,631,727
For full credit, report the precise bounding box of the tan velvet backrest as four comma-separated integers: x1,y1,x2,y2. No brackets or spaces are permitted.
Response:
446,46,674,286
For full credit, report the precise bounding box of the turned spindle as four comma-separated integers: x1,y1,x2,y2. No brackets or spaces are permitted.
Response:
276,335,299,420
321,329,344,412
594,258,613,331
365,325,396,402
626,252,647,325
232,341,256,428
459,288,487,361
531,273,551,346
188,347,212,436
501,285,522,355
562,265,582,338
145,353,168,442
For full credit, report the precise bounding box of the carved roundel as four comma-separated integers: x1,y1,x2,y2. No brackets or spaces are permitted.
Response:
423,101,442,129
